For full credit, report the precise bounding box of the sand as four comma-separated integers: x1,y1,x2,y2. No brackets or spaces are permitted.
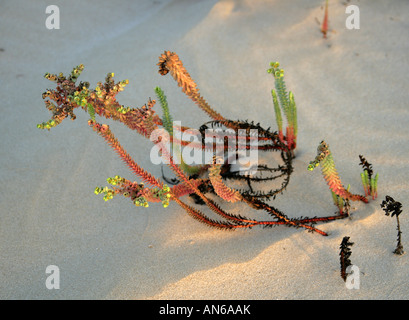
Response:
0,0,408,300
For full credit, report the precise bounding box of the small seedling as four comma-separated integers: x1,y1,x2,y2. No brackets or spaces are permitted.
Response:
359,155,378,200
267,62,297,154
380,196,404,255
321,0,329,38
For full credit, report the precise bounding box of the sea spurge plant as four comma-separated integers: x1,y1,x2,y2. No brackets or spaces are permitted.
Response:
38,51,376,236
308,141,368,204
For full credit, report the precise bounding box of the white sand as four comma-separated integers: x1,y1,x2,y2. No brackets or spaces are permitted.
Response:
1,0,408,299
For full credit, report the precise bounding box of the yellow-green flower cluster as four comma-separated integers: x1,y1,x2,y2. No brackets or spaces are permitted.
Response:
70,86,90,107
44,72,58,82
93,78,128,98
94,186,116,202
134,196,149,208
307,141,330,171
70,64,84,82
95,176,171,208
155,184,171,208
307,160,320,171
68,85,96,120
94,176,126,201
37,119,58,130
267,62,284,78
117,106,131,114
114,79,129,93
134,185,171,208
94,85,103,98
106,175,125,185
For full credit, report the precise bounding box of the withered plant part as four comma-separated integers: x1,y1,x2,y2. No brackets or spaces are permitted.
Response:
198,118,294,201
381,196,404,255
339,236,354,281
38,52,374,236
